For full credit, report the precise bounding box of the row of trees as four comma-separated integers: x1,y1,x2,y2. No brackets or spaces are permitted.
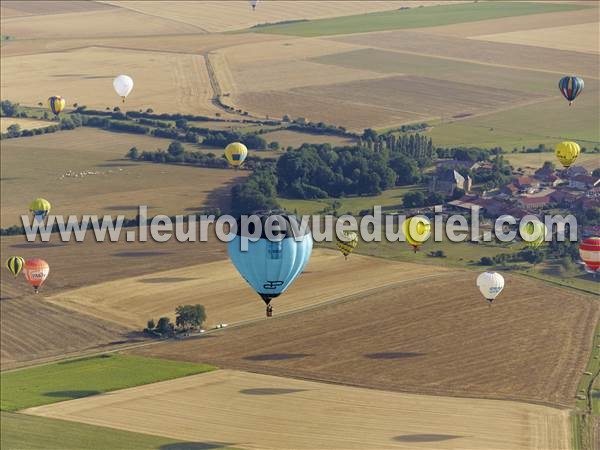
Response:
230,167,279,216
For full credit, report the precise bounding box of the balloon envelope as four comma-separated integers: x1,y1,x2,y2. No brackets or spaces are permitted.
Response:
113,75,134,101
477,272,505,303
228,213,312,305
403,216,431,251
23,258,49,292
519,220,546,249
555,141,580,168
579,237,600,272
225,142,248,167
6,256,25,277
558,76,584,104
48,96,65,115
336,231,358,258
29,198,51,220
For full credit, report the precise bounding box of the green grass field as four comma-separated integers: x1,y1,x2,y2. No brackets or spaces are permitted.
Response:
1,354,215,412
252,2,584,37
424,96,600,150
1,412,227,450
278,185,422,215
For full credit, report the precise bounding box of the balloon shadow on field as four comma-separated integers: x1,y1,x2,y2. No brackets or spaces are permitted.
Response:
159,443,235,450
243,353,311,361
393,434,464,443
240,388,308,396
113,251,172,257
10,243,66,249
139,277,197,284
365,352,425,360
44,390,101,400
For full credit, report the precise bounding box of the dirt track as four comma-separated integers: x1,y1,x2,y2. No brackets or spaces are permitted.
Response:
133,272,599,408
23,369,571,450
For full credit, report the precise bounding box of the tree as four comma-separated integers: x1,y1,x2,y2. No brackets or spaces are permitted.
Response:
167,141,185,157
113,106,121,112
175,304,206,330
479,256,494,265
175,118,188,130
126,147,139,159
6,123,21,138
389,154,418,185
268,141,279,150
156,317,171,334
146,108,154,113
403,191,425,208
1,100,18,117
147,319,155,330
592,168,600,178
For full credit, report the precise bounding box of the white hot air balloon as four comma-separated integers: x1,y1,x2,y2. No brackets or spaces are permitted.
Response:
113,75,134,102
476,272,505,305
250,0,258,10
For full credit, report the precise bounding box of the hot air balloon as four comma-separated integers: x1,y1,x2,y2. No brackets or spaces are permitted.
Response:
476,271,505,305
228,212,312,317
23,258,49,293
579,237,600,273
225,142,248,168
113,75,134,103
29,198,51,221
6,256,25,278
558,76,584,105
555,141,580,168
403,216,431,253
336,230,358,260
250,0,258,10
48,96,65,115
519,220,546,249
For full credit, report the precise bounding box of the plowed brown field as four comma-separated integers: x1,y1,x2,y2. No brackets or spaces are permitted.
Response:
133,272,599,407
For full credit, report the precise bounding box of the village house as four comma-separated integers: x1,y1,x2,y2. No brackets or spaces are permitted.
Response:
569,174,600,191
429,169,472,196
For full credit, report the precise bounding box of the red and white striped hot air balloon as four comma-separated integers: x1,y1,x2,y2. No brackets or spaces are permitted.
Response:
23,258,49,293
579,237,600,273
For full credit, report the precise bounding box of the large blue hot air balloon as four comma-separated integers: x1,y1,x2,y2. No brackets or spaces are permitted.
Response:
228,212,312,317
558,76,584,105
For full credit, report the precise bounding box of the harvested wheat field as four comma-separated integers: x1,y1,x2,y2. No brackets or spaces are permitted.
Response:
23,369,571,450
101,1,444,33
473,21,600,54
0,5,202,40
421,6,597,37
332,30,600,77
234,90,420,131
46,249,445,330
134,271,599,407
0,117,54,132
0,128,247,227
1,46,217,115
0,233,226,369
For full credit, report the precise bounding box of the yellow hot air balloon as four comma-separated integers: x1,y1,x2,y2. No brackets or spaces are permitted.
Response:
555,141,580,168
48,96,65,115
6,256,25,278
403,216,431,253
225,142,248,168
336,231,358,260
519,220,546,249
29,198,51,221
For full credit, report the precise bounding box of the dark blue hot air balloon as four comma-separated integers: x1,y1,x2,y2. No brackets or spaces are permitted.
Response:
558,76,584,105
